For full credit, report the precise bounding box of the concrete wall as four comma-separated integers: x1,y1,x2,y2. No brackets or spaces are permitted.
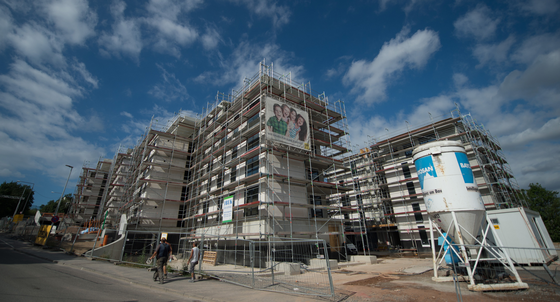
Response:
89,232,126,260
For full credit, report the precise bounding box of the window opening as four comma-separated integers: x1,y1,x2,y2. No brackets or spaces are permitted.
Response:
244,186,259,217
309,195,323,218
246,155,259,177
411,203,423,222
247,133,259,150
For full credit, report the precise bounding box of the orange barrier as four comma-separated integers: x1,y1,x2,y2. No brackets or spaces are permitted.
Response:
101,235,108,246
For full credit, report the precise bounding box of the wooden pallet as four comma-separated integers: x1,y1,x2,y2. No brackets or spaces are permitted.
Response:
203,251,217,266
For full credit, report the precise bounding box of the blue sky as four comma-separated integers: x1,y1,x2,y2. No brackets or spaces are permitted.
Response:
1,0,559,208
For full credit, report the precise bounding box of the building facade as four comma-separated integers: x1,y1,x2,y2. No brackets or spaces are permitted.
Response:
327,113,525,254
71,63,356,258
70,63,525,259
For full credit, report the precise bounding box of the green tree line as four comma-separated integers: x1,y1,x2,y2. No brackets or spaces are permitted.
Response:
39,193,73,214
0,181,34,217
523,183,560,242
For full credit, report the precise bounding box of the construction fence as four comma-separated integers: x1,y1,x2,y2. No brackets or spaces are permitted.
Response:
82,230,336,298
198,237,335,298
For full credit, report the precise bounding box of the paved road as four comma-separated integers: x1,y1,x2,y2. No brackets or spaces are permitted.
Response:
0,235,322,302
3,233,555,302
0,238,199,302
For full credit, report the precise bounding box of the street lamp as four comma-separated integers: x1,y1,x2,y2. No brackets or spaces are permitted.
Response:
13,181,34,218
18,181,35,214
54,165,73,216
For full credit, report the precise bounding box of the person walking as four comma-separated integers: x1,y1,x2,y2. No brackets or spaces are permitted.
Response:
149,237,172,284
187,241,200,282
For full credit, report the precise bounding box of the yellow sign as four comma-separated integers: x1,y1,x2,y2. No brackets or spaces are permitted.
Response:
13,214,24,223
493,225,500,229
35,225,52,245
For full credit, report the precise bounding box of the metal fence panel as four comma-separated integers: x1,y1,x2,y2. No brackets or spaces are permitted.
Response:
195,237,335,298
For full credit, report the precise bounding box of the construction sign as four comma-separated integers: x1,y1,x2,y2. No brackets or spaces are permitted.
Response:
13,214,24,223
222,195,233,223
35,225,52,245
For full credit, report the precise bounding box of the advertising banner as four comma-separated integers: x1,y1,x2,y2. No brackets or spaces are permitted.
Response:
222,195,233,223
264,97,311,151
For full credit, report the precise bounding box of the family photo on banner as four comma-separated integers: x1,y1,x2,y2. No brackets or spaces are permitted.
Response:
265,97,310,151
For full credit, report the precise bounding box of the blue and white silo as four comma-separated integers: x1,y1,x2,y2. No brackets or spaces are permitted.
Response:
412,140,485,245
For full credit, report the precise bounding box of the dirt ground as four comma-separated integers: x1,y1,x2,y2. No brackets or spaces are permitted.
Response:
335,267,560,302
60,240,97,256
50,238,560,302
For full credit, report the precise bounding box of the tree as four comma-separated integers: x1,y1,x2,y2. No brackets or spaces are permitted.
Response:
0,181,34,217
523,183,560,242
39,193,73,214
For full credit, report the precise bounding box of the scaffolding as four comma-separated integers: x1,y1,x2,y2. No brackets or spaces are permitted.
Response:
68,61,352,262
326,112,526,254
68,63,524,263
178,61,353,261
72,158,112,223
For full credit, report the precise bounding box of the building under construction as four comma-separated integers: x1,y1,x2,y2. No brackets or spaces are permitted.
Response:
70,63,525,260
72,62,356,259
327,110,526,254
73,158,112,223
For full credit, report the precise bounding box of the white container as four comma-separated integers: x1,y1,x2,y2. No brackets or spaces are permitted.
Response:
487,207,557,264
412,141,485,245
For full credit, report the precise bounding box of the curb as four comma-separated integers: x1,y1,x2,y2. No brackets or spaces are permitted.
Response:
13,247,60,264
14,246,219,302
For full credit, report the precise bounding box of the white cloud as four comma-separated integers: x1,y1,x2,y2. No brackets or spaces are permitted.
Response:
453,46,560,139
499,49,560,108
115,104,184,150
325,56,352,80
348,94,454,149
148,64,189,102
8,22,66,66
42,0,97,45
0,60,81,109
120,111,133,119
473,35,516,67
349,27,560,190
506,142,560,192
515,0,560,15
375,0,435,14
500,117,560,148
405,95,456,126
343,27,440,103
201,26,221,50
98,0,143,61
455,84,508,126
3,0,97,66
99,0,207,59
144,0,201,57
196,41,304,88
440,50,560,191
453,73,468,88
0,168,24,178
0,60,105,180
0,6,13,51
232,0,291,28
454,4,499,41
403,0,436,15
71,59,98,88
511,32,560,65
377,0,392,12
